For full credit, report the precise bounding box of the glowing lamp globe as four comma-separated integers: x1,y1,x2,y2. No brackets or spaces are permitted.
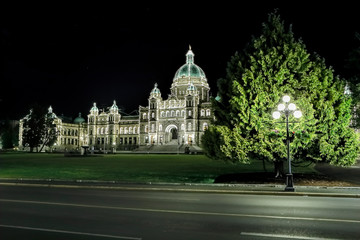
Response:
283,95,290,103
288,103,296,111
294,110,302,118
278,104,286,111
272,111,281,119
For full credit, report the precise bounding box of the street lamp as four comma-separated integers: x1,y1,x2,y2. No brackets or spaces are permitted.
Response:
272,95,302,192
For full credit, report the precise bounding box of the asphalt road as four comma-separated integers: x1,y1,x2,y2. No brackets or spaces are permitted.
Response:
0,185,359,240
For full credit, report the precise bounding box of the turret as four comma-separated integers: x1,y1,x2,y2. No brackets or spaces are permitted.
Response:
90,102,99,116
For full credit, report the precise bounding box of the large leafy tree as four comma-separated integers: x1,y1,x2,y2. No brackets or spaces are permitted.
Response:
22,104,58,152
203,12,359,175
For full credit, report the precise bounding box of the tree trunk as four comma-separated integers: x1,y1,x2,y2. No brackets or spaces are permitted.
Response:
262,158,267,172
274,161,284,178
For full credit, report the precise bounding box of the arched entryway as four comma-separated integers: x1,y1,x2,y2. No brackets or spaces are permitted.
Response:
170,128,178,140
165,124,178,144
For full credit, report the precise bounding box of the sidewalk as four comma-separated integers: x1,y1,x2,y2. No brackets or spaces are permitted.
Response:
1,178,359,198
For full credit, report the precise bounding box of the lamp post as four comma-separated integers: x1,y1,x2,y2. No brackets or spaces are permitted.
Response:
272,95,302,192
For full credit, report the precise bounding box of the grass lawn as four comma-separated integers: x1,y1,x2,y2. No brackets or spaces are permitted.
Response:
0,152,317,184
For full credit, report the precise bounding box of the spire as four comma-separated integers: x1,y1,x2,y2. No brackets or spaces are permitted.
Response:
186,45,194,64
48,106,53,113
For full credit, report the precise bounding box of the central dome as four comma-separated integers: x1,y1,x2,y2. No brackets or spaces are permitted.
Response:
173,47,206,80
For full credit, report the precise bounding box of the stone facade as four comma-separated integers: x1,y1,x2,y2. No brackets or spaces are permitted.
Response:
19,47,212,152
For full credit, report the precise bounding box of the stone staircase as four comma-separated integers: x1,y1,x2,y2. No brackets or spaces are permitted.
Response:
132,139,203,154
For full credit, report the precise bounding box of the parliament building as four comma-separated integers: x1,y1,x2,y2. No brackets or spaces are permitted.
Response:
19,47,213,152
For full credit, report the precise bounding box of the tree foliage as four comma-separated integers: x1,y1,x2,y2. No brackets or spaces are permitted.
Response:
22,104,58,152
0,120,19,149
345,32,360,128
203,11,359,168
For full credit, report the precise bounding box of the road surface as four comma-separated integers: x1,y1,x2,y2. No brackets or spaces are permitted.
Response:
0,185,359,239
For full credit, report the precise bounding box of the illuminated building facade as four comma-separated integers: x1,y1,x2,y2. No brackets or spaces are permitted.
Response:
19,47,213,151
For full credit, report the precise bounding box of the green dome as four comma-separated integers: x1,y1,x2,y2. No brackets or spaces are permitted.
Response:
173,47,206,80
74,113,85,124
151,83,161,94
174,64,206,79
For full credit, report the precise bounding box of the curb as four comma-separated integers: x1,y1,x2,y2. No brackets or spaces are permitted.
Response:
1,178,359,198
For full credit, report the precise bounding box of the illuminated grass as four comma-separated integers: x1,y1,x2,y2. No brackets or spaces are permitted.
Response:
0,152,317,183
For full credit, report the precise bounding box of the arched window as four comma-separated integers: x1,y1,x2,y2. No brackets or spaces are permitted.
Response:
151,124,155,132
120,127,123,134
203,122,208,131
105,127,108,134
161,111,165,117
181,124,185,130
129,127,132,134
206,109,211,116
201,109,205,116
151,112,155,119
124,127,128,134
133,127,137,134
97,128,100,135
90,130,93,135
188,123,192,131
176,110,180,117
143,113,147,119
75,130,78,136
159,124,163,131
181,110,185,117
166,111,170,117
188,110,192,116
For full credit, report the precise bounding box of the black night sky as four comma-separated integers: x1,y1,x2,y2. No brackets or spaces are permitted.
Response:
1,3,359,120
